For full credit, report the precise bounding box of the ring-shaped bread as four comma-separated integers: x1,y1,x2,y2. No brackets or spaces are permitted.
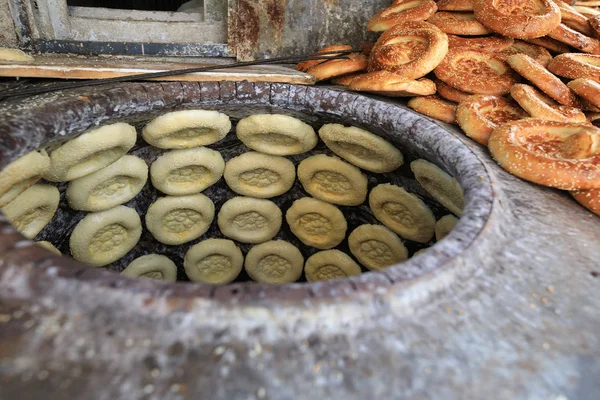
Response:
69,205,142,267
510,84,587,123
571,188,600,216
547,23,600,54
244,240,304,284
434,78,471,102
435,214,459,241
217,197,282,244
433,48,517,95
348,72,437,97
306,53,368,82
497,40,553,67
236,114,317,155
408,95,457,124
297,154,368,206
437,0,474,11
0,150,49,207
567,78,600,108
367,0,438,32
427,12,491,35
184,239,244,284
348,224,408,271
145,194,214,245
150,147,224,195
456,95,529,145
331,72,365,86
121,254,178,282
285,197,347,249
548,53,600,81
368,21,449,79
410,159,464,216
573,5,600,18
44,122,137,182
488,119,600,190
523,36,571,54
304,250,362,283
473,0,561,39
224,152,295,198
506,53,580,107
554,0,595,37
318,123,404,173
67,155,148,211
296,45,353,72
369,183,436,243
2,184,60,239
447,34,514,52
142,109,231,149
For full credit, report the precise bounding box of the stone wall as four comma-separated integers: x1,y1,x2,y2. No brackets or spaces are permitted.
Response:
0,0,18,47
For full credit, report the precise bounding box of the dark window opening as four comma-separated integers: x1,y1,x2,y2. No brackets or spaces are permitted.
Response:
67,0,203,12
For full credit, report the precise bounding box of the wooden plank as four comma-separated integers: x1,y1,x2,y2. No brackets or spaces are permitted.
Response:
0,56,315,85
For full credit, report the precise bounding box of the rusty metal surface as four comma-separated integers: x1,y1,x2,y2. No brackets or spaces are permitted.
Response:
0,82,599,399
229,0,388,60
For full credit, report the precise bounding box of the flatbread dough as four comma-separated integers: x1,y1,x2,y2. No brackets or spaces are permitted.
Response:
150,147,224,195
224,152,295,198
2,184,59,239
298,154,368,206
142,109,231,149
145,194,215,245
435,214,458,241
369,183,436,243
318,124,404,172
0,48,34,62
217,197,282,244
244,240,304,284
184,239,244,284
0,150,49,207
285,197,347,249
304,250,362,282
236,114,317,155
44,123,137,182
121,254,177,282
348,224,408,270
67,155,148,211
69,205,142,267
411,159,464,216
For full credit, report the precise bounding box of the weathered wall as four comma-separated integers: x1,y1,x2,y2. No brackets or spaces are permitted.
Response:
0,0,18,47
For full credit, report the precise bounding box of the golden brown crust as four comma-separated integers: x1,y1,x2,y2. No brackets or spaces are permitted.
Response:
330,72,364,86
368,20,449,79
510,83,587,122
523,36,572,53
407,95,457,124
348,71,437,96
567,78,600,108
433,48,517,95
547,53,600,81
589,14,600,39
447,34,515,52
473,0,561,39
573,5,600,18
427,12,491,35
434,78,472,102
553,0,595,36
506,53,580,106
571,188,600,215
547,23,600,54
456,95,529,145
497,40,553,67
367,0,438,32
437,0,474,11
296,45,353,72
488,119,600,190
306,53,368,82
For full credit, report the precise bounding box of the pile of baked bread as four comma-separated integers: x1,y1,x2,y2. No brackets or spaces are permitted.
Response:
297,0,600,217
